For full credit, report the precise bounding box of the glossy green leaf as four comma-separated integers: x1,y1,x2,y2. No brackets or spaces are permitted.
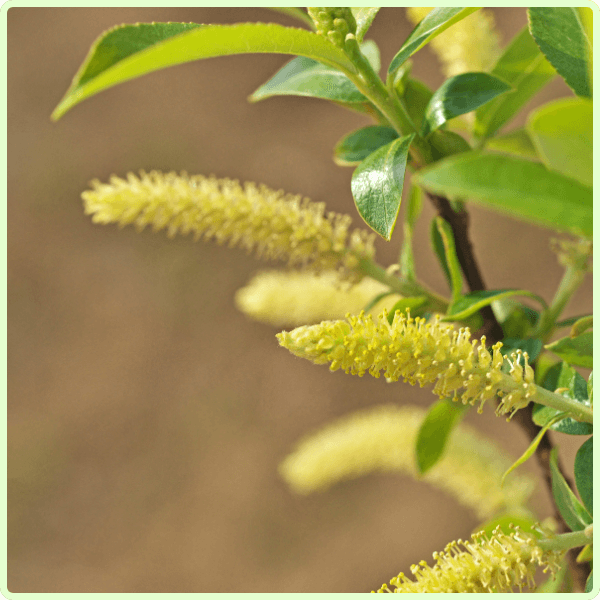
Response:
473,511,538,539
333,126,398,166
574,437,593,515
502,412,566,485
422,73,512,137
386,297,429,324
442,289,547,322
351,135,414,240
388,7,479,74
399,185,422,282
475,27,555,139
500,338,543,362
550,448,592,532
585,571,593,593
527,98,593,187
402,78,433,131
352,8,381,43
430,219,452,292
250,56,366,103
528,7,592,98
269,8,315,29
486,129,539,161
414,152,593,237
415,398,468,475
555,314,592,330
534,363,593,435
52,22,356,120
545,332,593,370
434,217,463,303
571,316,593,338
496,303,539,339
429,130,471,159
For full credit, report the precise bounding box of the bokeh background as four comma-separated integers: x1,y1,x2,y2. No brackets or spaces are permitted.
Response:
8,7,592,593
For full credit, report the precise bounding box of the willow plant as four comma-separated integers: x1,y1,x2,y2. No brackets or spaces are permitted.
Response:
53,7,593,593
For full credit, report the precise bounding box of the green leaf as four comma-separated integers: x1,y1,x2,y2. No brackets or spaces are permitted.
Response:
472,511,538,539
388,7,479,74
486,129,539,161
500,338,543,362
250,56,366,103
351,8,381,43
555,314,592,330
545,332,593,370
501,412,566,485
434,218,463,303
268,8,315,29
527,98,593,188
574,436,593,515
496,303,539,339
350,135,414,240
571,316,593,338
415,398,468,475
52,22,356,120
413,152,593,237
577,544,593,563
399,185,422,282
475,26,555,139
386,297,429,324
430,219,452,292
443,289,547,323
585,571,593,593
549,448,592,532
421,73,512,137
588,372,593,406
534,363,593,435
528,7,592,98
402,78,433,130
333,126,398,167
429,130,471,159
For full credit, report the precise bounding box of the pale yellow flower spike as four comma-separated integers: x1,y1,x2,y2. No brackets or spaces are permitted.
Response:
279,405,534,520
235,270,401,327
406,8,501,77
82,171,375,278
374,526,563,593
277,311,537,418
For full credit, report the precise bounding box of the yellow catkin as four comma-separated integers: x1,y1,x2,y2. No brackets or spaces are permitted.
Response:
235,270,401,327
374,527,563,593
279,405,534,520
277,311,537,418
406,8,501,77
82,171,375,278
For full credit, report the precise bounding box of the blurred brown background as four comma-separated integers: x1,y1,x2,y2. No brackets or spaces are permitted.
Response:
8,7,591,593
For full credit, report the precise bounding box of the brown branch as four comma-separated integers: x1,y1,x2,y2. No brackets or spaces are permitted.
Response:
426,192,590,591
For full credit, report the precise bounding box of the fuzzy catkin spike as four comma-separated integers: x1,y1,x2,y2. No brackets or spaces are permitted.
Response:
277,311,538,417
406,8,501,77
235,270,401,327
82,171,375,278
279,405,535,519
374,526,563,593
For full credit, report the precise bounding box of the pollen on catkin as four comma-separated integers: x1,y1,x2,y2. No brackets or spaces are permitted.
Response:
406,8,501,77
374,526,563,593
279,405,534,520
276,311,538,418
82,171,375,278
235,270,401,327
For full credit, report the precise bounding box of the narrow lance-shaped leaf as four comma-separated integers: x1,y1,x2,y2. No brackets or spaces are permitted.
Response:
351,8,381,43
415,398,469,475
52,22,357,120
528,7,592,98
527,98,593,188
414,152,593,238
545,331,593,370
574,437,592,515
421,72,512,137
333,126,398,167
351,135,414,240
386,297,429,325
474,26,555,140
549,448,592,532
399,184,422,281
388,7,480,74
571,315,593,338
434,217,463,303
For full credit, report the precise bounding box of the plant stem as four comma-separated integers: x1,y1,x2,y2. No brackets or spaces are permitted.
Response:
533,385,593,424
358,258,449,313
538,526,593,553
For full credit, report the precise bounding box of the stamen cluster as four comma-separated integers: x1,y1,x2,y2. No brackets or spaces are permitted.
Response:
375,527,562,593
277,311,537,416
82,171,375,277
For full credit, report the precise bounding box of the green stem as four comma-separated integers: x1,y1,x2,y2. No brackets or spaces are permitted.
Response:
359,258,449,313
533,263,587,342
533,384,594,424
538,526,593,553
